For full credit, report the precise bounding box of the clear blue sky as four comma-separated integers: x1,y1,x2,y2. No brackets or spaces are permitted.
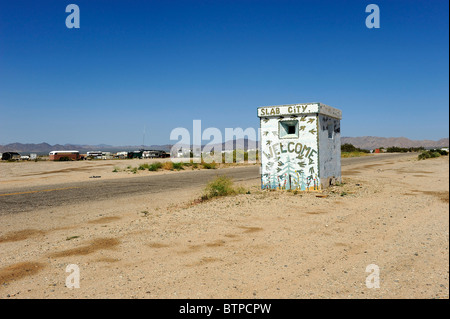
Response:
0,0,448,145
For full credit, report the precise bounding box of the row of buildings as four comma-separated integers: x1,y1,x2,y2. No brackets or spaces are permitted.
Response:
0,150,170,161
0,152,36,161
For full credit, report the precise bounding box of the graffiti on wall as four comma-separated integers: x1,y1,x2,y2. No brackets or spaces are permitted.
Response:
260,114,321,191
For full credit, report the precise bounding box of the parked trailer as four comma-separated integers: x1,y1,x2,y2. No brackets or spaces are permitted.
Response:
86,151,103,159
127,151,143,159
143,150,170,158
1,152,21,161
115,151,128,159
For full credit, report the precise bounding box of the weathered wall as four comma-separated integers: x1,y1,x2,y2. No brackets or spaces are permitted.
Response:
260,114,320,190
318,114,341,187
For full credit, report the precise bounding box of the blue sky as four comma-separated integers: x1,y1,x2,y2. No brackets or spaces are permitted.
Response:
0,0,448,145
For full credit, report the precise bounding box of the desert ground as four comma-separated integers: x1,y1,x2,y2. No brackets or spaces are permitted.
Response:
0,154,448,299
0,157,177,191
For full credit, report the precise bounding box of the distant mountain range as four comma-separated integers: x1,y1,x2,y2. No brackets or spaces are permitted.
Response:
0,136,448,154
341,136,449,150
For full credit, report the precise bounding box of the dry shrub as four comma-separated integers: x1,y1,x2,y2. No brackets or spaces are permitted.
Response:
201,176,246,201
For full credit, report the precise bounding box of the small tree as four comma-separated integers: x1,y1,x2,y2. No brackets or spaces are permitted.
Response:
341,143,357,152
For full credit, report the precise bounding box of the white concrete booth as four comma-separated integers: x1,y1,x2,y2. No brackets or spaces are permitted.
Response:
258,102,342,190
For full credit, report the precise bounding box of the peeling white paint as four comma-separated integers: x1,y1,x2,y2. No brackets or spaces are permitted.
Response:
258,102,342,190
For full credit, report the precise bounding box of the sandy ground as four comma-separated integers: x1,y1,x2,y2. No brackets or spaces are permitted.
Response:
0,154,448,299
0,158,181,191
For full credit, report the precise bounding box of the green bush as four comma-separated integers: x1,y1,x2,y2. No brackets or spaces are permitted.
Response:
418,152,430,160
341,143,370,153
386,146,425,153
341,143,357,152
138,163,150,170
430,152,441,158
172,162,184,170
430,149,449,156
202,161,217,169
418,150,444,160
148,162,163,171
202,176,245,200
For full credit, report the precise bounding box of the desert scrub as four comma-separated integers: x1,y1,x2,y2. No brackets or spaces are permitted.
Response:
418,150,446,160
172,162,184,171
201,161,217,169
148,162,163,171
138,163,151,170
183,161,199,169
201,176,246,200
163,162,174,170
112,166,120,172
341,151,371,158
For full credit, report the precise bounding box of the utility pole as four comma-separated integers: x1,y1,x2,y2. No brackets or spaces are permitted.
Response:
142,126,146,150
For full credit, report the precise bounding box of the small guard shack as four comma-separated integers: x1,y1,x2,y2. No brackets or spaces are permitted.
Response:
258,102,342,191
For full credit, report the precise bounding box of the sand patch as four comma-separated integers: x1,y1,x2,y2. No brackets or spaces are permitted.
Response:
342,170,361,176
0,229,45,243
48,238,120,258
0,262,45,285
94,257,120,263
88,216,121,224
421,191,449,203
147,242,170,248
186,257,221,267
206,240,226,247
305,211,327,215
238,226,263,233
